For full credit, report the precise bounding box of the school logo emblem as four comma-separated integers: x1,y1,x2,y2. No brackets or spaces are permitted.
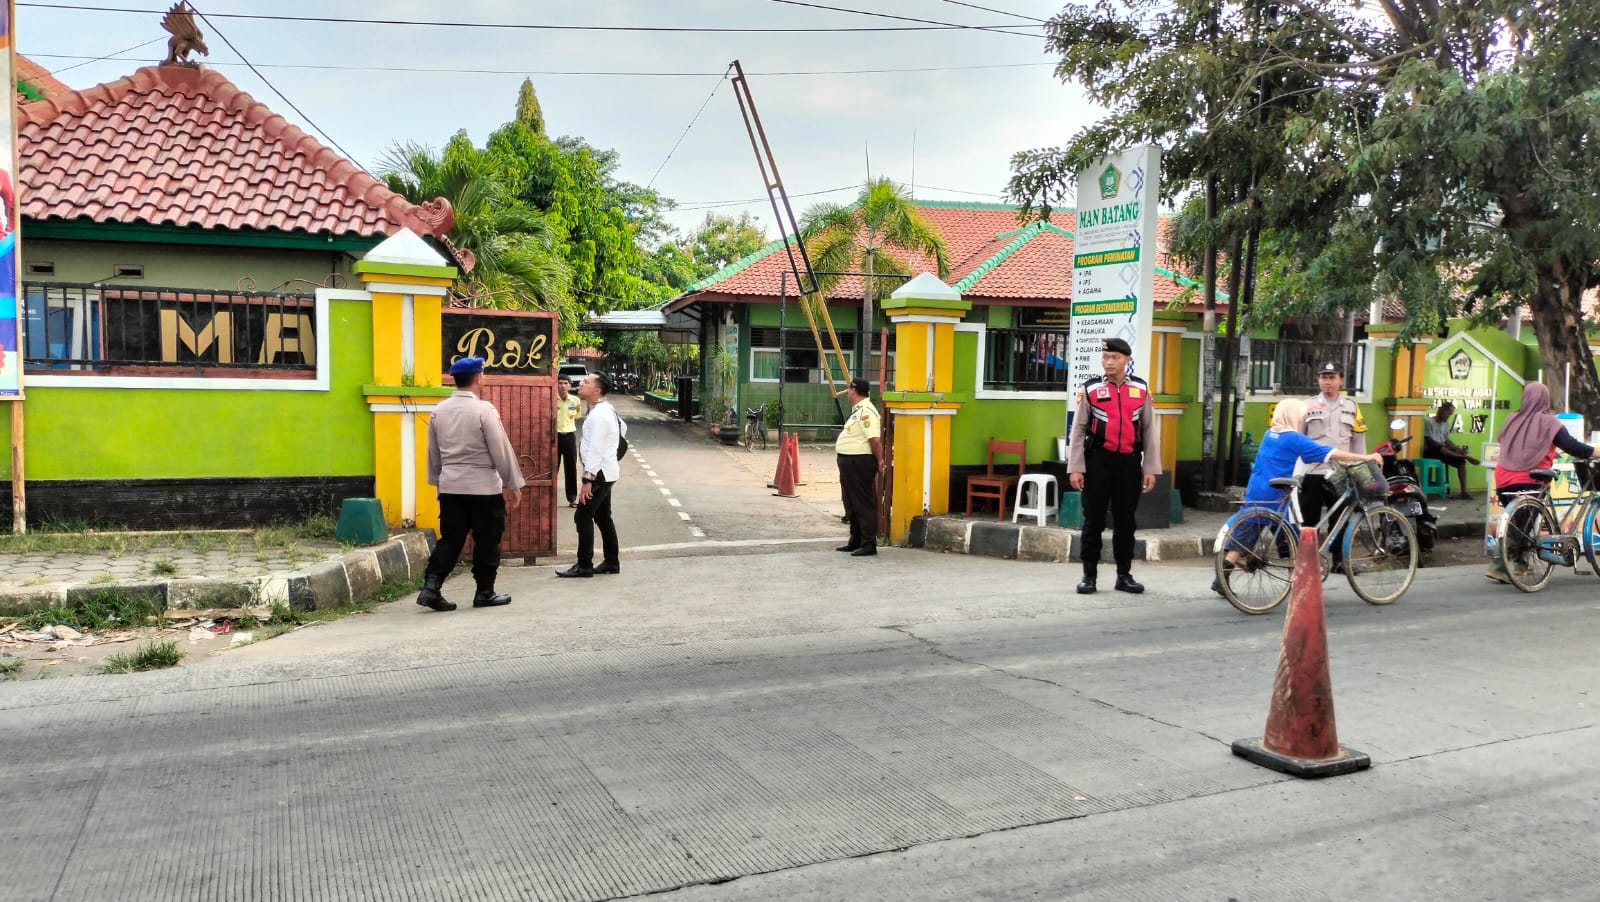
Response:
1098,164,1121,200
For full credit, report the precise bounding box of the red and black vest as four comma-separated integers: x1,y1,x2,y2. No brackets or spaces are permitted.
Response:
1082,374,1149,454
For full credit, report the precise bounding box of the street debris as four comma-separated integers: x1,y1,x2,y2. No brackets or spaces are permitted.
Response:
2,607,272,651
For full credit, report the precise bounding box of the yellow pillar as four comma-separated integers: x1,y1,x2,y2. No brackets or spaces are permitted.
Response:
353,230,459,530
880,274,971,544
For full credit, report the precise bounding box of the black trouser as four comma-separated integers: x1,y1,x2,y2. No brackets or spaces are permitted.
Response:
575,476,619,568
1423,438,1471,493
838,453,879,549
1080,448,1142,575
1298,474,1346,561
557,431,579,503
426,493,506,592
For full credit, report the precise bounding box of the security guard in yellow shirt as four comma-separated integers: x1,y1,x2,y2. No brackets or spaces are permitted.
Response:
835,377,886,557
555,375,582,507
1301,361,1367,546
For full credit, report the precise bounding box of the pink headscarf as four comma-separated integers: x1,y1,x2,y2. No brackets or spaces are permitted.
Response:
1497,383,1564,471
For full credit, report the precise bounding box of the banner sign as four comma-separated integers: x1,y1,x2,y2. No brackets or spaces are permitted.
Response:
442,310,554,377
1068,145,1160,394
0,2,20,397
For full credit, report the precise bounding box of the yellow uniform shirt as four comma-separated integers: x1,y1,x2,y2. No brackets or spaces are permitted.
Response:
835,398,881,456
556,394,581,435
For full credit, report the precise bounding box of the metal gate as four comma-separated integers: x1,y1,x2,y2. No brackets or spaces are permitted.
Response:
442,309,558,562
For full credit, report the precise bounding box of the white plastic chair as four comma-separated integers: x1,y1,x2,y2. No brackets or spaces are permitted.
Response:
1012,474,1060,526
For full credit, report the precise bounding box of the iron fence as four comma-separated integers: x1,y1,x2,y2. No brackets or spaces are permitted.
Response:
1244,338,1366,395
23,282,317,374
982,328,1074,391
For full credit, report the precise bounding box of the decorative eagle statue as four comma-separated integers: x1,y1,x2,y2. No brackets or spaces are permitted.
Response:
161,2,210,67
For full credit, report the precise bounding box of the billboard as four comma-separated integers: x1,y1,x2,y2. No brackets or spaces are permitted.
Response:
0,0,19,398
1068,144,1160,394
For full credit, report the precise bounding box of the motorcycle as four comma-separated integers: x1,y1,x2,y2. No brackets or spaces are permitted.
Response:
1375,418,1437,552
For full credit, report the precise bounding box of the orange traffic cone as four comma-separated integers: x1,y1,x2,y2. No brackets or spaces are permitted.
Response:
1232,527,1371,778
788,433,805,485
767,436,790,489
772,438,798,497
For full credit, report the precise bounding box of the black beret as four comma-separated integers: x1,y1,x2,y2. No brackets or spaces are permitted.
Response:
1101,337,1132,356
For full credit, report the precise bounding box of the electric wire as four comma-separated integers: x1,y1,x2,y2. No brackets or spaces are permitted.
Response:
763,0,1041,38
47,36,161,73
934,0,1048,23
646,66,730,189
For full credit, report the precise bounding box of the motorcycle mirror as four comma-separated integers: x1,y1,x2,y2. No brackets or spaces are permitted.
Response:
1389,418,1406,432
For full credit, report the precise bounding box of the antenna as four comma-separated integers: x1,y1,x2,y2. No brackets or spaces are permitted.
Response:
910,129,917,197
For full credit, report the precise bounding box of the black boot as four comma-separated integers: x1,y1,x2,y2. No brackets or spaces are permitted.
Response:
1114,572,1145,594
1076,567,1097,595
472,588,511,608
416,574,456,612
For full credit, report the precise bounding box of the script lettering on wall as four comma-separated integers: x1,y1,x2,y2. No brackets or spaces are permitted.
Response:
442,312,554,376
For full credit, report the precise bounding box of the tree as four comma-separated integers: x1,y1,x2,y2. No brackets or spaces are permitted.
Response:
1010,0,1600,418
801,178,951,378
514,79,545,135
378,134,574,319
689,212,768,272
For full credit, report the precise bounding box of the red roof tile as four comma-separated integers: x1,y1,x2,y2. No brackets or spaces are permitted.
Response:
672,202,1220,311
19,64,451,239
17,54,72,100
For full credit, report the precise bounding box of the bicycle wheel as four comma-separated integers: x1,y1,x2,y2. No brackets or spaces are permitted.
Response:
742,420,757,452
1215,509,1297,614
1498,497,1558,593
1342,506,1418,605
1582,501,1600,577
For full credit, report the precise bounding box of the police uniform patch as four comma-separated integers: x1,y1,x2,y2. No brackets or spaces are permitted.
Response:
1096,387,1111,401
1127,386,1142,399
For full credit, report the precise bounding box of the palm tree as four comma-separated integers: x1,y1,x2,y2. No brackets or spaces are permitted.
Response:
379,139,575,323
801,178,951,383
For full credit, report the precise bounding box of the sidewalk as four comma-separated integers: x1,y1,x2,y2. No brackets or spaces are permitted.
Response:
912,492,1493,563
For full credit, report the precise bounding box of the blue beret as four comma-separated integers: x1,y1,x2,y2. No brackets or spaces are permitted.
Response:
450,356,485,376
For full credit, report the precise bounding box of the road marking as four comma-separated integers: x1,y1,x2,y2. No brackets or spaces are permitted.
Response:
653,478,665,486
668,498,682,507
659,487,672,496
689,527,706,538
623,536,839,553
678,512,692,521
645,470,658,478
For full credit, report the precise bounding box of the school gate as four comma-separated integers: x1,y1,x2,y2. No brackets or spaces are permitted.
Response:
442,308,559,562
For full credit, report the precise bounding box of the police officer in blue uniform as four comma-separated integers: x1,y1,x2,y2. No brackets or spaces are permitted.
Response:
1067,337,1163,595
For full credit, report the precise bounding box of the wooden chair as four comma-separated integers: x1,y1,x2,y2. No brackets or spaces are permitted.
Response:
966,438,1027,520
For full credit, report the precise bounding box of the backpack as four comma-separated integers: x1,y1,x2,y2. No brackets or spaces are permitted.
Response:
615,411,628,458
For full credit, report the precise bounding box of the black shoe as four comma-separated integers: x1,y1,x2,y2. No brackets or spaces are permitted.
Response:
851,545,877,557
836,544,860,552
472,590,511,608
1114,573,1145,594
416,577,456,612
1076,577,1096,595
594,561,621,575
556,564,594,578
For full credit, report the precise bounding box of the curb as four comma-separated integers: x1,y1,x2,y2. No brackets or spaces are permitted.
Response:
0,531,435,614
907,515,1485,564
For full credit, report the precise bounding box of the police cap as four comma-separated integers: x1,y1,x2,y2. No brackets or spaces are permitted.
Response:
450,356,485,376
1101,337,1132,356
1318,361,1343,376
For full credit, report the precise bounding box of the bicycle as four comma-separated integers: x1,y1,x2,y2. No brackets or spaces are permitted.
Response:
1490,458,1600,593
742,406,768,452
1213,461,1419,614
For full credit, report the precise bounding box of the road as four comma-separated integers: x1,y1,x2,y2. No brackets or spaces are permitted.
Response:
3,404,1597,901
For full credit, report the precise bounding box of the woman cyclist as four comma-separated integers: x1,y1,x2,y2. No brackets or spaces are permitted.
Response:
1486,382,1596,584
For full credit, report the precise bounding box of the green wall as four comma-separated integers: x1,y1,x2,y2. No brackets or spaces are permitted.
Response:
23,238,359,293
4,299,374,480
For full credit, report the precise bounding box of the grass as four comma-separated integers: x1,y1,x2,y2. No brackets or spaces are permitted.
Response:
149,559,178,577
0,514,345,557
101,640,183,674
239,577,423,643
0,658,23,679
14,589,165,632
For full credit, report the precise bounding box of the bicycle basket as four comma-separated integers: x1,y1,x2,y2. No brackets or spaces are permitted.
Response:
1324,465,1350,497
1573,459,1600,492
1346,460,1389,501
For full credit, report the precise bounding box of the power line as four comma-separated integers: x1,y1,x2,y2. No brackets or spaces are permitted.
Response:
934,0,1047,23
763,0,1041,38
25,52,1057,78
18,3,1050,33
190,7,364,172
669,186,859,212
647,67,730,189
48,36,161,73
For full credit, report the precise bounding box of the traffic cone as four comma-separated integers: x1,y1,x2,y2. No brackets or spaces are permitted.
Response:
1231,527,1371,778
772,438,798,497
767,435,790,489
788,433,805,485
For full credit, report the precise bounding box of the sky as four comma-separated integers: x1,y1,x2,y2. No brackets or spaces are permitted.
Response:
17,0,1105,241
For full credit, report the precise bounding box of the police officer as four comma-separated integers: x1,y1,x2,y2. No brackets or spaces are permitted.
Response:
1068,337,1161,594
417,357,526,612
555,375,582,507
835,377,886,557
1301,361,1366,540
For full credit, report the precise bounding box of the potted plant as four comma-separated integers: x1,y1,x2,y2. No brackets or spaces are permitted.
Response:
705,344,741,444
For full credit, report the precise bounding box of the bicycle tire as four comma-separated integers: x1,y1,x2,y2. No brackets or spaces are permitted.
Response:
742,420,757,452
1498,497,1558,593
1582,501,1600,577
1342,505,1417,605
1215,508,1297,614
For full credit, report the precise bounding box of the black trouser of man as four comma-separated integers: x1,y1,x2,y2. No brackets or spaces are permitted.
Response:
1079,448,1142,576
574,476,619,568
425,493,506,592
838,453,879,549
1298,473,1349,562
557,431,579,504
1423,437,1471,495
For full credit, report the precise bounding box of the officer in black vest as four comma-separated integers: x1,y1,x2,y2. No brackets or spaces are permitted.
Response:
1067,337,1163,595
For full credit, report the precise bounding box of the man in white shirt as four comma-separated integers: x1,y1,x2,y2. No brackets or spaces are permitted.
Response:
1423,400,1479,499
417,356,526,611
557,373,626,577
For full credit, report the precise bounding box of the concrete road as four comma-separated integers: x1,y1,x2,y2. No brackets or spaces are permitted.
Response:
3,538,1597,901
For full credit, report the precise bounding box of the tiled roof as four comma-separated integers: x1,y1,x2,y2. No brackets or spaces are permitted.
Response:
18,64,452,239
671,201,1225,310
17,54,72,100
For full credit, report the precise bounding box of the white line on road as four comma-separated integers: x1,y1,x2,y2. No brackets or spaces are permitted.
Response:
659,487,672,496
623,536,839,553
678,512,692,521
653,479,665,486
668,498,682,507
